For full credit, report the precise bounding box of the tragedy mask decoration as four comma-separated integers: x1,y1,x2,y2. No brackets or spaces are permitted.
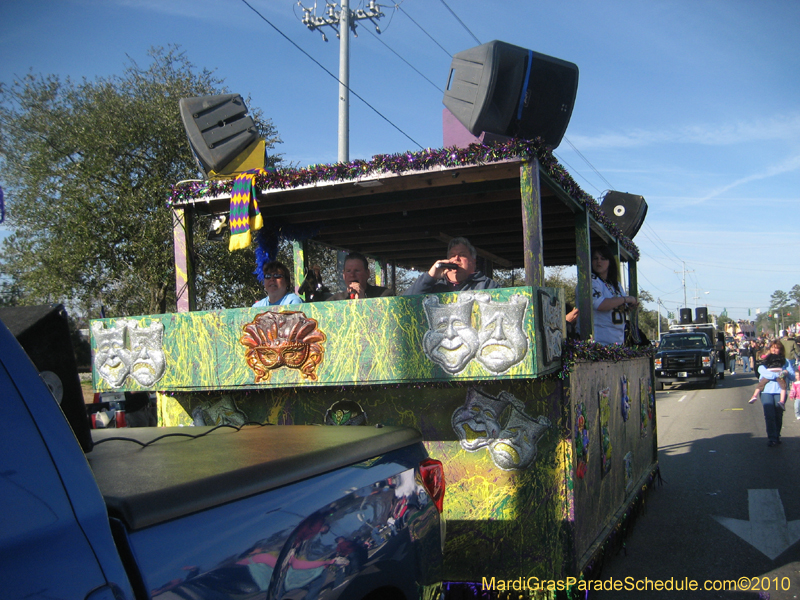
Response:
538,290,563,366
422,293,530,375
474,293,529,374
92,319,166,388
240,311,326,383
128,321,166,387
451,387,550,471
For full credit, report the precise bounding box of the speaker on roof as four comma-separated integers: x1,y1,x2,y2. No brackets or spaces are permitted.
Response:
679,308,692,324
179,94,263,178
443,40,578,149
695,307,709,324
599,191,648,239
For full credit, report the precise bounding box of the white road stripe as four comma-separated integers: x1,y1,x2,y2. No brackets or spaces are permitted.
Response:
678,395,687,402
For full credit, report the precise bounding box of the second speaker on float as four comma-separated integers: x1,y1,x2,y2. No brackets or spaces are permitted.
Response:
443,40,579,149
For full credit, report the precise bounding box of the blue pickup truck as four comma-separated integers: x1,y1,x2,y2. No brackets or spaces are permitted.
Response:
0,318,445,600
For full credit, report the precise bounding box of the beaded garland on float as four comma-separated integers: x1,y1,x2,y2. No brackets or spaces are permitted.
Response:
168,139,640,260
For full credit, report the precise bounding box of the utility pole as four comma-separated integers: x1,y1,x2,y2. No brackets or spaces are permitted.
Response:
298,0,384,163
674,261,693,309
657,298,662,341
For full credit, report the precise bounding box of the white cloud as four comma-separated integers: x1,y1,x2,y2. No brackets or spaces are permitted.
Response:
570,113,800,149
699,153,800,201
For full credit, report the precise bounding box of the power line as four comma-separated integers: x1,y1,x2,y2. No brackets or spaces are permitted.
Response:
239,0,423,152
438,0,481,45
363,26,444,93
562,136,615,191
395,3,452,57
552,152,603,196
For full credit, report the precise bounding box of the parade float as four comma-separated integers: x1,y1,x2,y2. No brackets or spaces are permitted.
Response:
90,136,657,597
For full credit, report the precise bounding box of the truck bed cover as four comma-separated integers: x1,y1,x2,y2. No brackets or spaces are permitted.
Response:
88,425,421,530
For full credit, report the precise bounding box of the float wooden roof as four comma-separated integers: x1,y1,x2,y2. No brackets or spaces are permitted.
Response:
174,158,635,270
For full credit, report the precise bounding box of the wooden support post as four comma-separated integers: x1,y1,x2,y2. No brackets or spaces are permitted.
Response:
575,208,592,341
520,160,544,286
627,257,638,299
292,240,307,295
172,207,196,313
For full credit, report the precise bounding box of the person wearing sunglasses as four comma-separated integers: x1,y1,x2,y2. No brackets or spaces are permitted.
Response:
253,261,303,307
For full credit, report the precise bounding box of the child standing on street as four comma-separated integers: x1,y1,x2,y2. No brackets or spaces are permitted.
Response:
790,375,800,420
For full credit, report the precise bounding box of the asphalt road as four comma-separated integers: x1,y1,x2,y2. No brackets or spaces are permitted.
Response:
592,369,800,600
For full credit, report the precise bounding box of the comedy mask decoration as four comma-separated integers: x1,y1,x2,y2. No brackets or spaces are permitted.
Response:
240,311,326,383
92,320,166,388
422,293,530,375
538,290,563,366
191,396,247,428
422,295,479,374
452,387,550,471
92,321,132,388
451,387,509,451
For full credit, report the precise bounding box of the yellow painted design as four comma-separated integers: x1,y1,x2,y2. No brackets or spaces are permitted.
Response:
91,287,559,392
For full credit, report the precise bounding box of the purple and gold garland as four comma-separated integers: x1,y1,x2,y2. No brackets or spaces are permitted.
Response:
555,339,655,381
169,139,640,259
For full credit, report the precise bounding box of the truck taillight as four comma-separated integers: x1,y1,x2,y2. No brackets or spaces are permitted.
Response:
420,458,445,513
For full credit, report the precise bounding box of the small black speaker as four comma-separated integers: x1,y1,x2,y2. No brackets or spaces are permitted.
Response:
443,40,578,149
695,307,709,324
679,308,693,324
0,305,93,452
600,192,648,239
179,94,258,176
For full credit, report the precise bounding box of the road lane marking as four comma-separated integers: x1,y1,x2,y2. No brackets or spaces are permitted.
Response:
678,395,687,402
713,489,800,560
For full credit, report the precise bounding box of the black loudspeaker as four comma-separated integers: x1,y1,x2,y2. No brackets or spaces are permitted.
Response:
600,192,648,239
179,94,259,176
0,305,93,452
679,308,693,324
443,40,578,149
695,307,709,324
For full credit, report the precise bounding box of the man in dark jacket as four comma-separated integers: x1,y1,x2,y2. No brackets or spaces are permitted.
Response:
402,237,499,295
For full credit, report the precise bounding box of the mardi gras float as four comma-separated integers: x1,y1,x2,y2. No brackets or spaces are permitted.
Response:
91,138,657,596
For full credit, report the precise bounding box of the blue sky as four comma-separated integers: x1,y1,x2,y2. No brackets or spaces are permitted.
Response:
1,0,798,323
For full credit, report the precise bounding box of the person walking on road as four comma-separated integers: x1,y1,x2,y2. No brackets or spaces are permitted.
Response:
751,340,795,447
779,330,798,370
739,340,752,373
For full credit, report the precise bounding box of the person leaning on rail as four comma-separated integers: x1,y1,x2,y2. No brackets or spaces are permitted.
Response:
253,260,303,307
402,237,499,295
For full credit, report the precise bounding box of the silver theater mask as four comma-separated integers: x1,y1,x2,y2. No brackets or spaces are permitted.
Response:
422,296,479,374
128,322,166,387
92,321,132,388
474,293,529,374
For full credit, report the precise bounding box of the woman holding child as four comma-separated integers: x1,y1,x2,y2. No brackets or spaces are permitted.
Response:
749,341,795,447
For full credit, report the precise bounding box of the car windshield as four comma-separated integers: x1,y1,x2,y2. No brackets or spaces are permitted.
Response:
659,335,709,350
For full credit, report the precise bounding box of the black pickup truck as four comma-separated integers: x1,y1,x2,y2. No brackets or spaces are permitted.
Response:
654,331,719,389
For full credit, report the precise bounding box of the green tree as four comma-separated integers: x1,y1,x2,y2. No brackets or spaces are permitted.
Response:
0,46,282,317
790,284,800,308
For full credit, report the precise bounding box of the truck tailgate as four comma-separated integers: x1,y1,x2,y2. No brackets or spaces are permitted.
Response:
88,425,421,530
